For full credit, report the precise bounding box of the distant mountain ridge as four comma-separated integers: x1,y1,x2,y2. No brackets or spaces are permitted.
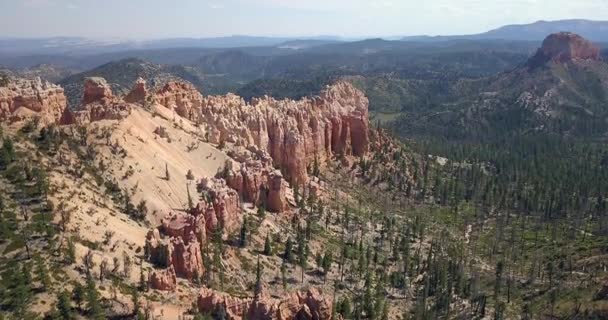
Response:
402,19,608,42
391,32,608,140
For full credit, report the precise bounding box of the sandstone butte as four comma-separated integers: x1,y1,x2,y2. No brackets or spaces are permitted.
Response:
527,32,601,68
0,75,370,312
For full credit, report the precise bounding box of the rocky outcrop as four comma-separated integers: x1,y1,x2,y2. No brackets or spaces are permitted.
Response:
124,77,147,105
146,178,243,287
82,77,113,105
224,149,288,212
152,81,203,120
197,287,333,320
193,177,242,236
277,288,333,320
152,81,369,185
161,211,206,244
0,77,68,125
170,232,205,280
527,32,601,68
197,288,252,320
145,229,204,285
66,77,133,124
148,266,177,291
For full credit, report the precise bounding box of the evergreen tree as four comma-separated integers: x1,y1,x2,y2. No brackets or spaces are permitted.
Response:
254,256,263,299
239,216,248,248
284,237,293,263
187,183,194,211
72,282,85,310
280,261,288,289
53,290,72,320
0,137,15,168
257,204,266,219
35,255,51,291
298,237,308,283
263,234,272,256
186,169,195,181
85,274,104,319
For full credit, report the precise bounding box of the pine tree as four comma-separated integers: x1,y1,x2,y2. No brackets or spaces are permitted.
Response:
124,188,134,217
85,274,104,319
139,260,147,292
35,255,51,291
284,237,293,263
136,200,148,221
72,282,85,310
280,261,288,289
131,288,140,316
263,234,272,256
257,204,266,219
298,237,308,283
54,290,72,320
322,251,333,283
0,137,15,168
239,216,248,248
254,256,263,299
187,183,194,211
186,169,195,181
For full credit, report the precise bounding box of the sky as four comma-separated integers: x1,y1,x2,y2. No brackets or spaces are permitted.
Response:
0,0,607,39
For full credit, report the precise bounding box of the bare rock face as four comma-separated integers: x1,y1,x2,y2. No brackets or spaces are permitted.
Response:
161,211,206,244
277,288,332,320
197,287,334,320
193,177,242,236
198,288,252,320
72,101,132,124
0,77,68,125
152,81,369,185
83,77,113,105
145,229,205,284
224,149,288,212
67,76,135,124
527,32,601,68
152,81,203,120
124,77,147,105
148,266,177,291
170,232,204,280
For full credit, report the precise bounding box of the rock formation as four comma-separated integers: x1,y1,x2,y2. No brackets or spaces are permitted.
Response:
148,266,177,291
146,177,243,288
152,81,203,120
161,211,206,244
151,81,370,185
527,32,601,68
124,77,147,105
170,232,205,280
0,77,68,125
145,229,204,286
70,77,132,124
224,149,288,212
193,177,242,236
197,287,334,320
82,77,114,105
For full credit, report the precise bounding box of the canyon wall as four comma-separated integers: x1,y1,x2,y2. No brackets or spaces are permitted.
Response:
151,81,370,185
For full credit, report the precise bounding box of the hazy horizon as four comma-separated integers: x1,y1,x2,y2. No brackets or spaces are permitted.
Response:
1,0,607,40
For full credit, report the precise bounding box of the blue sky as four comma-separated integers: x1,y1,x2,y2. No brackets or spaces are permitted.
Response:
0,0,607,39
